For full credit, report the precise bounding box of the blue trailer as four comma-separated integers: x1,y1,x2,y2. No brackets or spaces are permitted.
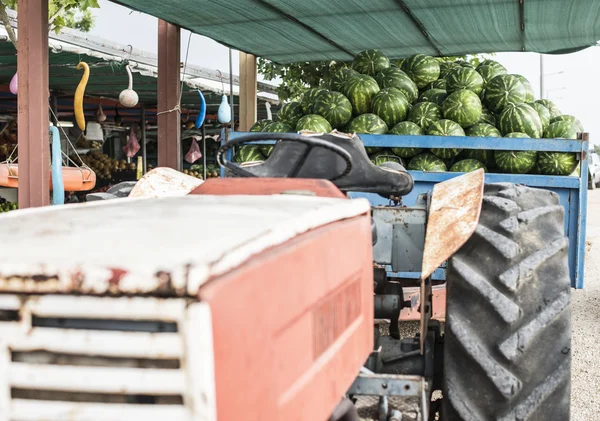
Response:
225,131,589,288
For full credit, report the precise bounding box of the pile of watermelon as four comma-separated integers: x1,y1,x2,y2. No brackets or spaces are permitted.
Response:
246,50,583,176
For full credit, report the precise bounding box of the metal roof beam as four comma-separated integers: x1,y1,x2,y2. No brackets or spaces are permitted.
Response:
393,0,443,56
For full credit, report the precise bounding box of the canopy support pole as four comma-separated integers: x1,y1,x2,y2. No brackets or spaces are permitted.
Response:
239,52,257,131
17,0,49,208
157,19,181,170
141,104,147,174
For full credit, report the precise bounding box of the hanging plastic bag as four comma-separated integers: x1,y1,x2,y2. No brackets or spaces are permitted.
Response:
185,136,202,164
123,124,140,158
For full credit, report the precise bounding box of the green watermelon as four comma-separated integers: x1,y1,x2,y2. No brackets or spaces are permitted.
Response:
371,88,410,128
352,49,390,76
313,91,352,129
513,75,535,103
347,113,388,134
476,65,507,88
550,115,584,132
439,61,461,78
498,103,543,138
234,145,264,163
277,102,304,127
534,99,561,118
445,67,484,95
407,102,442,129
366,147,382,154
389,121,424,157
441,89,483,128
375,67,419,103
465,122,501,137
329,68,360,92
477,60,507,73
425,79,447,91
263,121,293,132
401,54,441,88
544,120,579,139
370,151,404,167
260,145,274,157
408,153,447,172
505,132,530,138
300,88,327,114
537,152,578,175
484,74,527,112
478,107,496,126
450,159,487,173
427,119,465,159
250,119,272,132
295,114,332,132
530,102,551,131
455,60,476,69
494,132,537,173
418,89,447,106
461,149,496,167
344,74,380,116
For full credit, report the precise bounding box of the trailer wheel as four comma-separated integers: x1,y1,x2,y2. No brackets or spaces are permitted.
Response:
443,183,571,421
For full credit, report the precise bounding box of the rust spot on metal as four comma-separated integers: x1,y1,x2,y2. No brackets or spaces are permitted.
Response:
154,271,177,296
70,270,85,290
31,274,59,282
108,268,128,286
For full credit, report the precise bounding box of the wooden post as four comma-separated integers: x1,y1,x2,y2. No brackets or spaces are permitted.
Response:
239,52,257,131
157,20,181,170
17,0,49,208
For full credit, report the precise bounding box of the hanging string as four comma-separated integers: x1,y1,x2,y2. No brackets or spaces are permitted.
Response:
48,105,92,170
216,70,226,95
156,31,193,116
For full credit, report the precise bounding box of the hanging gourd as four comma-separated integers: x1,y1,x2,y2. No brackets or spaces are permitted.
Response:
195,90,206,128
119,64,139,108
217,94,231,124
50,126,64,205
74,62,90,131
265,102,272,120
96,104,107,123
9,72,17,95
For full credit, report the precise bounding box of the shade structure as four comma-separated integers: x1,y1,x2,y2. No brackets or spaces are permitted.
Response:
111,0,600,63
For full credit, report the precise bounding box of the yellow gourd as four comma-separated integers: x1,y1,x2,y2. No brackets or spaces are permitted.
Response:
74,62,90,131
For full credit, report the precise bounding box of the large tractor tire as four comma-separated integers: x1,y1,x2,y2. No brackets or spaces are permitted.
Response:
443,183,571,420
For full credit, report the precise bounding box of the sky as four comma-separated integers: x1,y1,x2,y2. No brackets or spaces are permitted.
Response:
89,0,599,144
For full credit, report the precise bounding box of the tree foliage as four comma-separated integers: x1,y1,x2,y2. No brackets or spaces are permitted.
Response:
1,0,99,34
258,54,491,102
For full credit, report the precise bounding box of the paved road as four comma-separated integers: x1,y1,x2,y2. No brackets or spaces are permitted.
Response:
572,188,600,420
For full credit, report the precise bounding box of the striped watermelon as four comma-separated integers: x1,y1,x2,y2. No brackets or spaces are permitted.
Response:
476,65,507,88
365,147,382,154
494,132,537,173
477,60,507,73
544,120,579,139
370,151,404,167
450,159,487,173
498,103,543,138
344,74,380,116
401,54,440,88
407,101,442,129
352,49,390,76
484,74,527,112
530,102,551,131
439,61,461,78
393,59,404,68
234,145,264,163
534,99,561,118
300,88,327,114
550,115,584,132
425,79,447,91
478,107,496,126
537,152,578,175
263,121,293,132
295,114,332,133
389,121,424,158
329,68,360,92
465,122,501,137
427,119,465,159
418,89,447,106
250,119,272,132
441,89,483,128
313,91,352,129
460,149,495,167
455,60,475,69
371,88,410,128
445,67,484,95
408,153,447,172
277,102,304,127
347,113,388,134
375,67,419,103
513,75,535,103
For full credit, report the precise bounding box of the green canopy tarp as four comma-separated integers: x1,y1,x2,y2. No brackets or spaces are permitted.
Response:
112,0,600,63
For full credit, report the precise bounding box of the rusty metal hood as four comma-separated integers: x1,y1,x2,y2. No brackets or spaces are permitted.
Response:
0,195,370,297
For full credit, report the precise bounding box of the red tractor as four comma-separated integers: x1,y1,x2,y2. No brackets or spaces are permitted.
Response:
0,131,570,421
